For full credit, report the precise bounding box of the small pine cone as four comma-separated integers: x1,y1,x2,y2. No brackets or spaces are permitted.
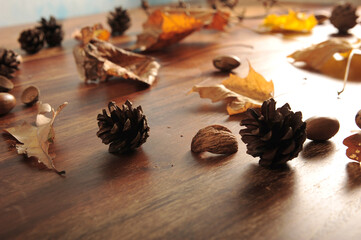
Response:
240,98,306,167
18,28,44,54
330,2,358,34
107,7,131,36
0,48,21,78
97,100,149,153
37,16,64,47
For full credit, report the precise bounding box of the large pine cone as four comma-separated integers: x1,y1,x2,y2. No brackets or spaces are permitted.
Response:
107,7,131,36
330,2,358,34
97,100,149,153
37,16,64,47
240,98,306,167
0,48,21,78
18,29,44,54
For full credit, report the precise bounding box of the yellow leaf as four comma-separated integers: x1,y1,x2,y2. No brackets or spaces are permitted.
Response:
190,62,274,115
4,102,68,174
222,65,274,101
261,10,317,33
288,39,361,80
288,39,353,70
288,39,361,94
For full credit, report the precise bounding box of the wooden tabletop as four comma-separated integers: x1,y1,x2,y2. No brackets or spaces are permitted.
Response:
1,3,361,240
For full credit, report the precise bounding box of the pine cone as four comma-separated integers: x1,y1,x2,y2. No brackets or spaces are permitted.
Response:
240,98,306,167
97,100,149,153
0,48,21,78
37,16,64,47
330,2,358,34
107,7,131,36
18,29,44,54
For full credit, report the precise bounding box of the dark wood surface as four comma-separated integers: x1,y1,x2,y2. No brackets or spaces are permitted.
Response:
1,3,361,240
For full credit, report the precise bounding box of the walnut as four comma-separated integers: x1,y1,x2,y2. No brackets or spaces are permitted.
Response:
191,125,238,154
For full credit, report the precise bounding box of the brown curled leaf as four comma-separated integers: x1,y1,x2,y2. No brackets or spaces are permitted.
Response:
73,38,160,85
72,23,111,45
191,125,238,154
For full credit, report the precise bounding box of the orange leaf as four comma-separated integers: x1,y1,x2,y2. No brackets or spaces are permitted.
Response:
343,133,361,162
74,23,111,44
204,11,230,31
134,8,229,51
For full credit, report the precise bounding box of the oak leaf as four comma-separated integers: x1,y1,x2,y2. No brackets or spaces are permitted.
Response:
133,8,230,51
190,62,274,115
260,10,317,33
4,102,68,174
288,39,361,94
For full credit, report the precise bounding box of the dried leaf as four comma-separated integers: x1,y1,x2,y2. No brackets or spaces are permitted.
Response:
260,10,317,33
288,39,361,93
190,61,274,115
133,8,230,51
343,133,361,162
73,23,111,44
73,38,160,85
4,102,68,174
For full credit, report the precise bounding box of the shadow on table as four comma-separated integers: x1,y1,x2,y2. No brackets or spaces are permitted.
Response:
101,148,150,180
237,163,295,215
77,78,151,103
301,140,335,160
346,162,361,191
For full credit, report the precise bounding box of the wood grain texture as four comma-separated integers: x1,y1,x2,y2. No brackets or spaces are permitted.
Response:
1,3,361,240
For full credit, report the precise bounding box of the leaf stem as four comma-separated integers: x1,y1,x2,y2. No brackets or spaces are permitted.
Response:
338,49,356,96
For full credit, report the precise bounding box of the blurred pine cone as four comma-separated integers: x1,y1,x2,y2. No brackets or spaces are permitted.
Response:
240,98,306,167
37,16,64,47
18,29,44,54
0,48,21,78
107,7,131,36
330,2,358,34
97,100,149,153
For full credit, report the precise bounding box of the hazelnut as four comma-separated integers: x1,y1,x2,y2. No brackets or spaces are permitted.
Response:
0,92,16,115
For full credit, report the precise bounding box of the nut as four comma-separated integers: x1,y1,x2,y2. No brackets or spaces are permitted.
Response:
0,92,16,115
21,85,40,106
213,55,241,72
0,76,14,92
191,125,238,154
305,116,340,141
355,110,361,129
